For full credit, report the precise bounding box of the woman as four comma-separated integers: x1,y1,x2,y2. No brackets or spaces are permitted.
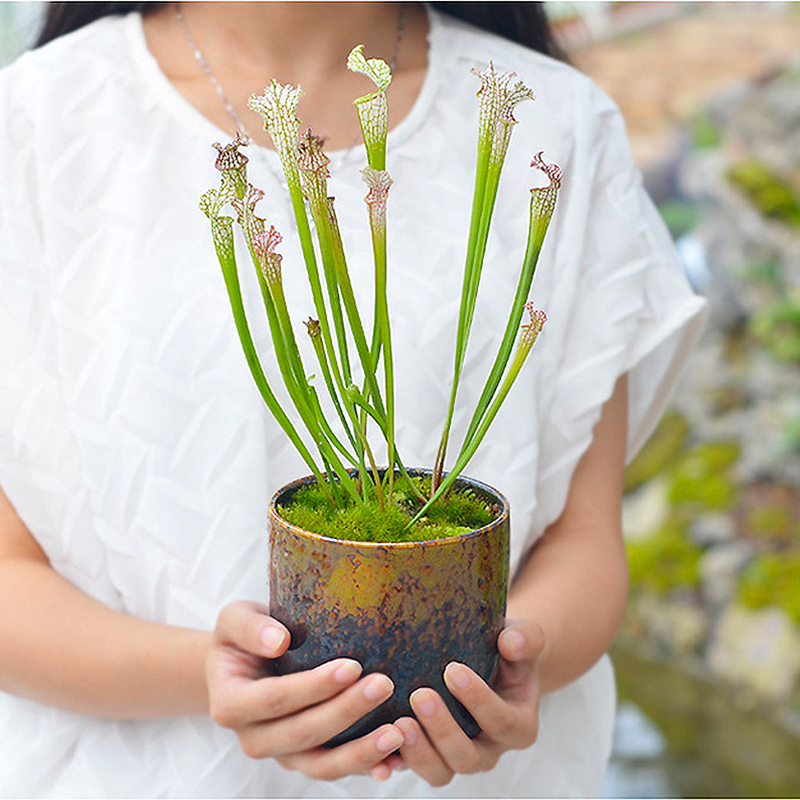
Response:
0,2,705,796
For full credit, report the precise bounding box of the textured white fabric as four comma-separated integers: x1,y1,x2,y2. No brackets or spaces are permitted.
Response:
0,7,706,798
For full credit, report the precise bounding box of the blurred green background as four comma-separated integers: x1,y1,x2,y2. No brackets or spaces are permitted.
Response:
3,2,800,797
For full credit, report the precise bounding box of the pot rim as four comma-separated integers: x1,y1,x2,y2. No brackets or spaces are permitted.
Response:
269,468,510,549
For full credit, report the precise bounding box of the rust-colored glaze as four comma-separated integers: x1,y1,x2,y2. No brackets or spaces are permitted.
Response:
268,471,510,746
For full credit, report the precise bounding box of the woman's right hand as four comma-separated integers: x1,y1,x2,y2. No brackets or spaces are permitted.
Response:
206,601,405,782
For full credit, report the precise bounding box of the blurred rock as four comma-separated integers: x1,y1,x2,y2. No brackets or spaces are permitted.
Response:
670,335,800,487
690,512,736,547
708,605,800,702
699,541,755,606
636,595,709,656
623,477,671,542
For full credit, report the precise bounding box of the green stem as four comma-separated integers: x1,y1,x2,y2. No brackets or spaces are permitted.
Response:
371,218,395,498
461,157,505,345
247,245,360,503
358,412,385,510
432,144,493,489
459,194,552,450
210,220,334,505
409,342,532,528
325,201,386,420
266,284,361,501
307,323,359,455
282,164,359,470
309,200,387,496
307,386,359,468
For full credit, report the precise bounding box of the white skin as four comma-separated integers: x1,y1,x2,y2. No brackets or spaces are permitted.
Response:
0,2,630,787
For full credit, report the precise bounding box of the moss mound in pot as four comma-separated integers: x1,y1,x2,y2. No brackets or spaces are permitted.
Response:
278,474,497,543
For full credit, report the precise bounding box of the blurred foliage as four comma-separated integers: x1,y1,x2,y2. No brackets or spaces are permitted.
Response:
658,199,700,239
727,157,800,227
742,257,785,292
668,441,741,512
705,383,750,416
691,112,722,149
781,411,800,456
741,483,800,545
625,410,690,493
750,295,800,363
738,552,800,626
747,505,795,542
628,516,702,595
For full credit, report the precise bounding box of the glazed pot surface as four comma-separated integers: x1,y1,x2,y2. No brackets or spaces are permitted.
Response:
268,471,510,745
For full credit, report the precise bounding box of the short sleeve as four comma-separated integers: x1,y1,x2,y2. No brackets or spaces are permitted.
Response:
529,86,706,537
0,56,119,601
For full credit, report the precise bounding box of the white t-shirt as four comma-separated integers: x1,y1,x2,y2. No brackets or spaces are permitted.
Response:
0,8,706,798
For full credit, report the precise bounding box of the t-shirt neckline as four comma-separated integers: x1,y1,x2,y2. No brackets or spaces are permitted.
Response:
124,6,445,163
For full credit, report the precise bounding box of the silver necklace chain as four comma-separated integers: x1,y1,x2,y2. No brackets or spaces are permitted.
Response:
174,1,408,152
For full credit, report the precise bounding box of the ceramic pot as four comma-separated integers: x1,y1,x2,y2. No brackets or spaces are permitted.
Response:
268,470,510,746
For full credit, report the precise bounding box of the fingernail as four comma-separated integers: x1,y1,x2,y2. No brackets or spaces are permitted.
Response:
502,628,525,656
376,728,404,753
412,690,437,718
261,625,285,653
363,674,394,702
445,662,472,690
332,660,363,684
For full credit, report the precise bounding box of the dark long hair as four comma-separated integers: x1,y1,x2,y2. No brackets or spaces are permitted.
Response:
35,2,567,60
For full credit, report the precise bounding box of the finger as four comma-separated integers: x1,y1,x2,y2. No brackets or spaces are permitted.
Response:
409,687,489,774
209,657,363,729
395,716,454,787
277,724,405,782
239,672,395,757
368,753,406,780
495,622,546,700
383,753,406,772
443,661,538,749
368,762,392,781
215,601,290,659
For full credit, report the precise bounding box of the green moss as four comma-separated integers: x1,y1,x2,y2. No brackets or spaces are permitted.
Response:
667,441,741,512
742,257,784,290
658,200,700,239
750,297,800,363
279,475,496,543
669,473,736,511
738,552,800,627
782,412,800,456
627,516,702,596
727,158,800,228
691,113,722,150
624,410,690,493
687,441,741,472
747,505,794,540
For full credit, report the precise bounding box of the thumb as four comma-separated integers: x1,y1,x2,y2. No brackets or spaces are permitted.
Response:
497,620,546,687
215,600,290,658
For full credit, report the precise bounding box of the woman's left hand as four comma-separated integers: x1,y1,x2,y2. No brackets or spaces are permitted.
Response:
376,620,545,786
